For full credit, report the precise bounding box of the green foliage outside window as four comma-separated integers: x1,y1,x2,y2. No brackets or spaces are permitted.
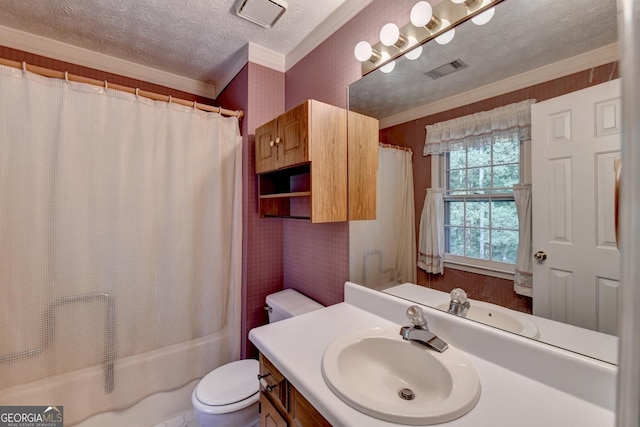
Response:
444,139,520,264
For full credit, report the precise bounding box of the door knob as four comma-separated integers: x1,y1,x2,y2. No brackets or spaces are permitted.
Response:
534,250,547,261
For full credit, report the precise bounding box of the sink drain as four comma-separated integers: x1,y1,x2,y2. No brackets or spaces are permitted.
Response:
398,388,415,400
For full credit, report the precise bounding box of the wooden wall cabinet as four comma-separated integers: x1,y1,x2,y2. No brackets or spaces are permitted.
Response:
255,100,378,223
259,354,332,427
255,101,309,174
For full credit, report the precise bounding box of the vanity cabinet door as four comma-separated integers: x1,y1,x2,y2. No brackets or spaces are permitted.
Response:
291,387,332,427
259,354,289,412
260,393,289,427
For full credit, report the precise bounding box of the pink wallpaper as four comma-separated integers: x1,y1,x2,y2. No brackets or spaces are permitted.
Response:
282,0,418,306
218,63,286,358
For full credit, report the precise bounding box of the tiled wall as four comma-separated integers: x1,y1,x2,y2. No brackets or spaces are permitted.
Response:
380,62,620,314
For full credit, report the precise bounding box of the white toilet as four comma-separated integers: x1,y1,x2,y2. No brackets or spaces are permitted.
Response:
191,289,323,427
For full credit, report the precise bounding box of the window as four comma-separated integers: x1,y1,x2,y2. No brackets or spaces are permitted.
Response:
422,99,534,277
440,138,521,271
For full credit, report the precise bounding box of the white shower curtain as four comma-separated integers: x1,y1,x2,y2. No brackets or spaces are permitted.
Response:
349,146,416,289
0,65,242,422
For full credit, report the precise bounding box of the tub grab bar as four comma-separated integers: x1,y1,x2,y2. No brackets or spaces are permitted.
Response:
0,292,116,393
362,249,395,287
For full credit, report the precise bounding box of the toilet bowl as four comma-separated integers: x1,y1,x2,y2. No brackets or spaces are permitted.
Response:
191,359,259,427
191,289,323,427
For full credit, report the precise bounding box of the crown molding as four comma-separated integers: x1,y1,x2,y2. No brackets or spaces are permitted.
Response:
0,24,217,99
379,44,619,129
285,0,374,71
0,1,375,99
215,42,286,96
247,42,286,72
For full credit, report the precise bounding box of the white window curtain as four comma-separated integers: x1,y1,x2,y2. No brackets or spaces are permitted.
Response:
423,99,536,155
0,65,242,425
418,188,445,274
349,146,416,289
513,184,533,296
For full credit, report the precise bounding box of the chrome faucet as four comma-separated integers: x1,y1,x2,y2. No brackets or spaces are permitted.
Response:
399,305,449,352
448,288,470,317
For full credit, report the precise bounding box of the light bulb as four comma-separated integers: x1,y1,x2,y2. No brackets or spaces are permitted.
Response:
472,7,495,25
379,52,395,73
451,0,466,3
381,61,396,73
404,36,422,60
435,19,455,45
380,23,400,46
410,1,433,27
354,41,374,62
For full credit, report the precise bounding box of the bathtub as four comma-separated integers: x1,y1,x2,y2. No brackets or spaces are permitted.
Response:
0,329,237,426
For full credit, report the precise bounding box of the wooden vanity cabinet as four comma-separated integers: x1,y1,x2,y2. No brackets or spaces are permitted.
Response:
260,393,288,427
259,354,332,427
255,99,378,222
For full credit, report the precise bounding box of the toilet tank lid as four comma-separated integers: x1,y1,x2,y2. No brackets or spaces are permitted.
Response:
195,359,258,406
266,289,324,317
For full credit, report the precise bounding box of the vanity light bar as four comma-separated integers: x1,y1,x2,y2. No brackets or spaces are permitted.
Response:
356,0,504,76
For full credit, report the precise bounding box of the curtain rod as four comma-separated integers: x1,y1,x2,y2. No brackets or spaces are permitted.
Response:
379,142,412,153
0,58,244,118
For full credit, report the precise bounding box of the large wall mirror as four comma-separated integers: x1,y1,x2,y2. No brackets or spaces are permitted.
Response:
348,0,619,364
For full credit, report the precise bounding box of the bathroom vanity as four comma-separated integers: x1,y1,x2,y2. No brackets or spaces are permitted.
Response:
249,282,616,426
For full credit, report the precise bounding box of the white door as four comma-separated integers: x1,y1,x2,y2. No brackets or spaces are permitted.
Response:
531,79,621,334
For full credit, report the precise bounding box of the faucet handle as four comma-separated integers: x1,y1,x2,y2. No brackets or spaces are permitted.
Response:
406,305,427,328
448,288,470,317
450,288,468,303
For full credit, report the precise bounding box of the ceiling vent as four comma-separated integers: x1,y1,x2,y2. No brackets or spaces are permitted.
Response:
424,59,468,80
236,0,288,28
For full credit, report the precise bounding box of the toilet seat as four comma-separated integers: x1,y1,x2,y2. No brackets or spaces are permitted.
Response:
193,359,259,415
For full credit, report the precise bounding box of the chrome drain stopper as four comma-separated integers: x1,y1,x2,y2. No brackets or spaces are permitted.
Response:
398,388,415,400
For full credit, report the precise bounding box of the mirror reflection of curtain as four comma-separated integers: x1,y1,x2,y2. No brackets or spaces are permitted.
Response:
514,184,533,296
418,188,445,274
349,145,416,289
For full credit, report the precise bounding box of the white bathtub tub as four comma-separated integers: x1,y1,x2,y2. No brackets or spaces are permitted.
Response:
0,329,236,426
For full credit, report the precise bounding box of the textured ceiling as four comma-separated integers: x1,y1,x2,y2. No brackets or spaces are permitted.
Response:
0,0,352,86
349,0,618,121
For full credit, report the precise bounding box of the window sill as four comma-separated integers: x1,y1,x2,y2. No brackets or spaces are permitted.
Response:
443,259,515,281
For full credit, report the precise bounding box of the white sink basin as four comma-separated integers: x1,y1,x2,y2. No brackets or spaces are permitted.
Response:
321,326,481,425
435,301,540,339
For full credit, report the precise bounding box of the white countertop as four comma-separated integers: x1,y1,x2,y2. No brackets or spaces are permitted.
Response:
249,284,615,427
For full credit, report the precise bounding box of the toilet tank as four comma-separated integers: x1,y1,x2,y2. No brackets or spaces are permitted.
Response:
265,289,324,323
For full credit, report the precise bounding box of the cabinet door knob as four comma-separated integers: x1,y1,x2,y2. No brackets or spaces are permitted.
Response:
275,137,281,145
269,140,275,147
